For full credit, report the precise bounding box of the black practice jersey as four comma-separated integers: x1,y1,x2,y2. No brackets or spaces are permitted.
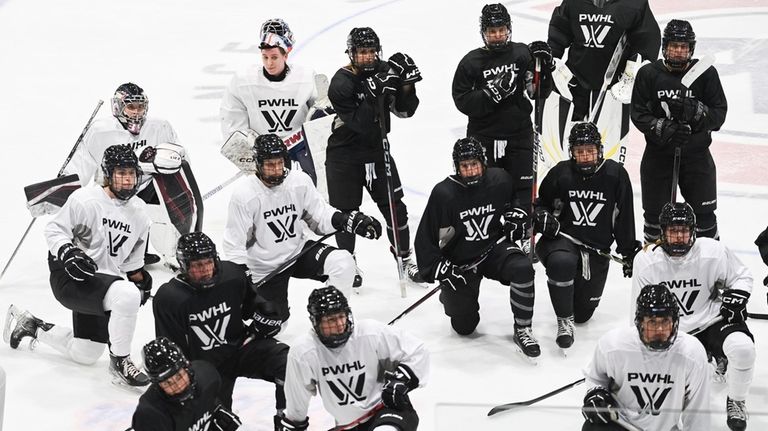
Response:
415,168,518,281
131,361,221,431
548,0,660,89
327,60,419,164
452,42,539,140
631,59,728,155
153,261,256,367
537,159,636,254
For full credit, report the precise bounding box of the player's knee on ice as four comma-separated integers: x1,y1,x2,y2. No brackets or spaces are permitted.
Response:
323,250,356,296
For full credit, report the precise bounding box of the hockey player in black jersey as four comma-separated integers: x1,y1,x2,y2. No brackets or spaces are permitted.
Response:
631,20,728,242
756,227,768,294
326,26,423,287
415,137,540,358
548,0,660,120
534,122,639,350
132,337,242,431
452,3,554,217
153,232,288,427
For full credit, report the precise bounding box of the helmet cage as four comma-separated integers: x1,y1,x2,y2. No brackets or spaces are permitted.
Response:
480,4,512,50
112,83,148,135
101,144,143,201
659,202,696,256
307,287,355,348
346,27,382,73
452,137,488,186
634,285,680,352
176,232,221,290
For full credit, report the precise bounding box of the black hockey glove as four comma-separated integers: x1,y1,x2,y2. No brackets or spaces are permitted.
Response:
274,414,308,431
210,405,242,431
483,68,517,104
503,207,530,243
653,118,691,147
57,243,97,282
364,72,399,101
248,296,283,339
382,364,419,411
667,97,707,130
720,289,750,323
533,209,560,239
333,211,382,239
620,241,642,279
582,387,618,424
388,52,422,84
434,259,468,291
128,268,152,306
527,41,555,71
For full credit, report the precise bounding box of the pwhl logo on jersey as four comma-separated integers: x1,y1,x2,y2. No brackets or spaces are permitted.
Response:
579,14,614,48
482,63,519,80
628,372,674,416
103,218,132,256
322,361,367,406
259,99,299,132
189,302,232,351
264,204,299,243
659,279,702,316
568,190,606,227
459,204,496,241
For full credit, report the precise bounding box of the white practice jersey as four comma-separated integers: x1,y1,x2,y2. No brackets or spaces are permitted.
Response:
632,238,753,332
45,184,151,276
64,116,179,190
222,170,336,280
284,319,429,426
584,326,710,430
219,64,317,140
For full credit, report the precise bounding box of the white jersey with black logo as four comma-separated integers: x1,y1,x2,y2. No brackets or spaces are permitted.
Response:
222,169,336,280
284,319,429,426
219,63,317,140
632,238,753,333
45,184,151,276
584,326,710,430
63,116,179,190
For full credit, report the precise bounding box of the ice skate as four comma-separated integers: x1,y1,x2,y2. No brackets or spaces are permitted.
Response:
110,353,150,388
512,325,540,364
726,397,747,431
556,316,575,355
352,254,363,294
391,247,426,285
3,305,52,350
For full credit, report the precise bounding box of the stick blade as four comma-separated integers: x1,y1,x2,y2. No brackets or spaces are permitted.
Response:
487,403,525,416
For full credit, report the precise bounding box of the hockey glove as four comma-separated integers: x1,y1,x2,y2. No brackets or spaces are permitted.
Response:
274,415,308,431
503,207,530,243
483,68,517,104
388,52,422,84
333,211,382,240
720,289,750,323
210,405,242,431
382,364,419,411
248,296,283,339
582,387,618,424
533,210,560,239
527,41,554,71
653,118,691,147
128,269,153,306
434,259,468,291
667,97,708,130
620,241,642,279
57,243,97,282
364,72,399,101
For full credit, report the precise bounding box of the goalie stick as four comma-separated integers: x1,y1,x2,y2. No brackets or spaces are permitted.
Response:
588,33,627,123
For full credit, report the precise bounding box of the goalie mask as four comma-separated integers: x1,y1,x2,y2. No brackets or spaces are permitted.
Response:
308,286,354,348
101,144,143,201
143,337,196,403
452,137,487,187
659,202,696,257
346,27,381,74
480,4,512,50
662,20,696,72
253,134,291,186
112,82,148,135
635,284,680,352
259,18,295,53
568,122,604,176
176,232,221,290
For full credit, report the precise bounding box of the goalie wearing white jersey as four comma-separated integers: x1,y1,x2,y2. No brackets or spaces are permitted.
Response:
278,286,429,431
4,145,152,387
632,202,754,431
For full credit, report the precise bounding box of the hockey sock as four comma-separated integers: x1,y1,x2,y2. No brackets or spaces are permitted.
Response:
509,280,535,326
723,332,755,400
103,281,141,357
548,278,575,317
335,231,356,253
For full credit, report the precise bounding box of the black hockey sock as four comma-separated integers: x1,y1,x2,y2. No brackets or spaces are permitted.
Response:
548,279,575,318
509,280,535,326
335,231,356,253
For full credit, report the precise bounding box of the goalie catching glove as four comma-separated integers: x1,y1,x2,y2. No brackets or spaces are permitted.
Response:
139,142,186,175
57,243,97,282
382,364,419,411
333,211,382,239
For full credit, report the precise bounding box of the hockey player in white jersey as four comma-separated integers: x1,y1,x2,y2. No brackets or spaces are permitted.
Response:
4,144,152,387
223,134,381,322
632,202,754,431
278,286,429,431
582,284,710,430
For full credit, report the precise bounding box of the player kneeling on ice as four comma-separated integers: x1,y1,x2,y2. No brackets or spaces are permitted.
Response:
223,134,381,321
414,137,540,358
534,122,640,350
632,202,754,431
582,284,710,430
4,145,152,387
153,232,289,419
132,337,242,431
278,286,429,431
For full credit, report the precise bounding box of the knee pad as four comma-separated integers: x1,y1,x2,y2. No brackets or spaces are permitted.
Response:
501,255,534,285
451,313,480,336
103,280,141,315
545,251,578,282
323,250,356,295
723,332,755,369
69,338,106,365
695,212,719,239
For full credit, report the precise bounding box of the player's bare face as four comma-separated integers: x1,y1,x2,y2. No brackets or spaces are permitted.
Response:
665,225,691,246
665,41,690,64
459,159,483,178
188,258,215,284
319,312,347,337
112,167,137,191
484,26,509,45
641,316,674,345
354,48,377,69
159,367,191,396
123,102,146,120
261,47,288,76
573,145,599,165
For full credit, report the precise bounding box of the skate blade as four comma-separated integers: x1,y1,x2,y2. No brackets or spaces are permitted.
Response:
353,287,361,295
511,344,539,365
559,347,569,358
110,374,149,393
3,304,20,344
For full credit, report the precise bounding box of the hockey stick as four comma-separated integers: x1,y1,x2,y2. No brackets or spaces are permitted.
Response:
327,402,384,431
558,232,625,265
748,312,768,320
529,57,542,263
201,171,244,201
377,97,407,298
588,33,627,123
671,146,681,203
1,100,103,282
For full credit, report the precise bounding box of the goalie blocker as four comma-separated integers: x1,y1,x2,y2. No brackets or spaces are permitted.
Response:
24,174,82,217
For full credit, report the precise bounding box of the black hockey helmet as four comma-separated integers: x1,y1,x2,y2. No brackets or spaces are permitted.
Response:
176,232,221,290
568,122,604,176
634,284,680,351
253,133,291,186
307,286,354,348
101,144,143,200
659,202,696,256
260,18,295,53
142,337,196,402
452,137,487,187
112,82,148,135
480,4,512,50
662,19,696,71
346,27,381,73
